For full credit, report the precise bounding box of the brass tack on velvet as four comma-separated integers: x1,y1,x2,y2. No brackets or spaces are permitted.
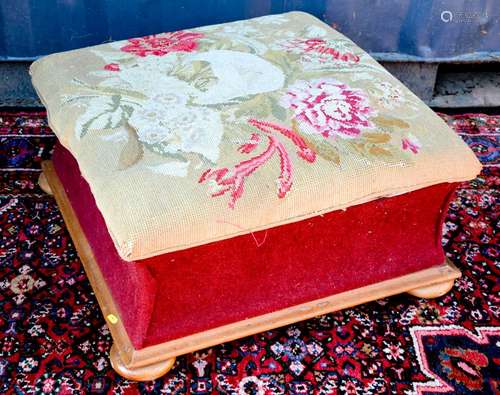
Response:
107,314,119,324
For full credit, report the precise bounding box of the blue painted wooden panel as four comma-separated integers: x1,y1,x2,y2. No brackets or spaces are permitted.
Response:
1,0,498,61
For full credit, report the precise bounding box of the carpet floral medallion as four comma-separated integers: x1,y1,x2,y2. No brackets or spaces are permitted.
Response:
0,111,498,394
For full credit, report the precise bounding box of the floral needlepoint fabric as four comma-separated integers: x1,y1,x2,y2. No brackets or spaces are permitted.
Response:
30,12,481,261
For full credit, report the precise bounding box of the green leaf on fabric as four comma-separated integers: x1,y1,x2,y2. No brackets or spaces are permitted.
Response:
118,126,144,170
292,120,340,165
270,100,287,121
362,132,391,144
373,115,410,130
234,94,271,119
77,95,130,138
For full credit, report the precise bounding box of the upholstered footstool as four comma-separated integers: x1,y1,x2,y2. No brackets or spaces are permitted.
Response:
31,12,481,381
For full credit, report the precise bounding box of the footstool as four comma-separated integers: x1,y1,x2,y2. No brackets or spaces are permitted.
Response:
30,12,481,381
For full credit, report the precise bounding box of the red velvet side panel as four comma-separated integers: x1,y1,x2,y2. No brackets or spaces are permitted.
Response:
52,145,157,349
52,143,457,349
143,181,457,346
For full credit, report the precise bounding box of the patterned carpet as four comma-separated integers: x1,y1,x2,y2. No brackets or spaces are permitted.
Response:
0,111,498,394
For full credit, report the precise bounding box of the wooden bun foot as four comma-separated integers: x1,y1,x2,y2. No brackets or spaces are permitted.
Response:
110,344,175,381
407,279,455,299
38,172,53,195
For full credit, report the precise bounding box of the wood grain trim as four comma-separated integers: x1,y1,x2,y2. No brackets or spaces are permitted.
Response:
42,160,461,369
42,161,136,366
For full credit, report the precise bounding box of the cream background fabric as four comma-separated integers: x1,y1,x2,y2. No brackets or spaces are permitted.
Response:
31,12,481,261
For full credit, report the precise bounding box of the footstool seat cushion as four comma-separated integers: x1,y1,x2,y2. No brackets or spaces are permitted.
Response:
30,11,481,261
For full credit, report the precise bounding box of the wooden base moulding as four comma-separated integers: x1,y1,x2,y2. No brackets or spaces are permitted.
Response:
40,160,461,381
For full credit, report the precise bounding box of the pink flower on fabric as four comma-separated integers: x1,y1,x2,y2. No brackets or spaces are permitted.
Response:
104,63,120,71
199,119,316,209
402,134,421,154
281,78,376,139
120,31,204,57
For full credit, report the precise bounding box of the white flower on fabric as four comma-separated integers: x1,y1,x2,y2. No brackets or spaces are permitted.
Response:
129,101,177,145
131,108,196,149
174,107,223,162
129,95,223,162
372,81,407,109
186,50,285,105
